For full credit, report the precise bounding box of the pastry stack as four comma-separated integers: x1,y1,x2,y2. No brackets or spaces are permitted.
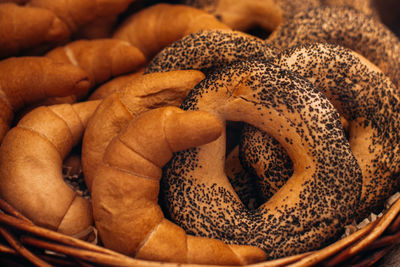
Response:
0,0,399,266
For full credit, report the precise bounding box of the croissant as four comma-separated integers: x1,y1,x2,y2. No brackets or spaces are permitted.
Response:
44,39,146,104
0,101,100,236
28,0,134,34
88,69,145,100
82,70,205,191
46,39,146,87
0,56,90,141
0,3,69,58
113,3,230,59
91,106,266,265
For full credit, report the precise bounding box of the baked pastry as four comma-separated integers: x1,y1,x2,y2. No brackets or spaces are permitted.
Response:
0,101,100,236
0,56,90,141
0,0,135,58
241,43,400,218
91,106,266,264
267,6,400,88
43,39,146,104
88,69,145,100
46,39,146,88
161,59,362,259
321,0,378,17
113,3,230,59
146,29,274,74
82,70,205,191
28,0,134,34
183,0,378,32
182,0,320,31
0,3,69,58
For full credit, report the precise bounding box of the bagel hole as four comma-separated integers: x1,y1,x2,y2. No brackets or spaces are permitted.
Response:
235,124,296,210
225,121,271,210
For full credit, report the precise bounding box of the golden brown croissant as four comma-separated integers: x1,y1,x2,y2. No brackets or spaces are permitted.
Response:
0,56,90,141
0,101,100,236
113,3,230,59
0,3,69,58
82,70,205,191
91,106,266,265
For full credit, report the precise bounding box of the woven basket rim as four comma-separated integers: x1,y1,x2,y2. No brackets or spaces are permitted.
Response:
1,195,400,267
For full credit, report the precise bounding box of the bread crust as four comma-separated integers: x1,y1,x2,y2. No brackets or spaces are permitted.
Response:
0,101,100,236
0,56,90,141
270,43,400,217
267,6,400,89
28,0,134,33
184,0,378,31
183,0,319,31
82,70,205,191
46,39,146,88
161,60,362,259
146,29,274,74
88,69,145,100
0,3,70,58
113,3,230,59
91,106,266,264
241,43,400,220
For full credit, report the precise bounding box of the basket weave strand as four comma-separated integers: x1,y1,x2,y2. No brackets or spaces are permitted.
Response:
1,197,400,266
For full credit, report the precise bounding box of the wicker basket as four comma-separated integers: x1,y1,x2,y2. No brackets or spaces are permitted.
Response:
0,195,400,267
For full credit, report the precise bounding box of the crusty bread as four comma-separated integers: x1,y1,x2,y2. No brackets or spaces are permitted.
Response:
0,56,90,141
0,3,70,58
113,3,230,59
267,6,400,89
82,70,205,191
146,29,274,74
183,0,378,32
46,39,146,87
88,69,145,100
269,43,400,217
28,0,134,34
161,60,362,259
91,106,266,264
73,15,117,39
43,39,146,105
183,0,320,31
0,101,100,236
